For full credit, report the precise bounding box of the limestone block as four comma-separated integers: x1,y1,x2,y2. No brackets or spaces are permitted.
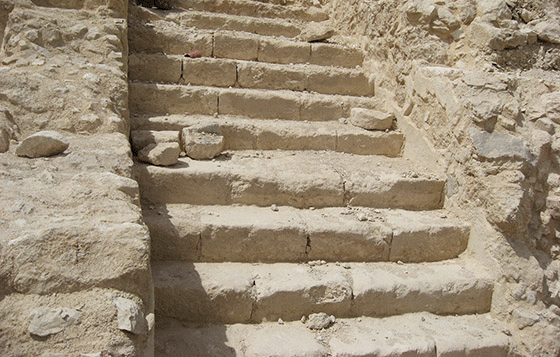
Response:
219,89,301,120
237,62,306,92
214,32,258,61
128,53,181,84
16,131,69,158
470,128,534,164
469,20,527,50
306,312,335,330
28,307,81,337
129,83,219,115
181,125,224,160
180,58,237,87
477,0,512,20
405,0,437,25
350,108,394,130
533,19,560,44
300,95,344,121
299,21,335,42
258,38,310,65
310,43,364,68
243,324,329,357
307,69,372,96
138,142,181,166
153,262,255,323
113,297,147,335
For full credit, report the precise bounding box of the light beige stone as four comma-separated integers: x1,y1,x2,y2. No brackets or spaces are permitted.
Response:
310,43,364,68
138,142,180,166
16,131,69,158
214,31,258,61
299,21,335,42
258,38,311,65
350,107,395,130
181,129,224,160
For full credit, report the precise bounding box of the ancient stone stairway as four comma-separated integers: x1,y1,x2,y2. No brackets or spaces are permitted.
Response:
128,1,510,355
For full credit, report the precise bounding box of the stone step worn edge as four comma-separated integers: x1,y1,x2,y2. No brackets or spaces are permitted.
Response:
130,116,403,157
145,204,470,263
129,83,384,121
132,151,445,210
129,26,364,68
155,313,510,357
175,0,329,22
152,260,493,324
129,54,374,97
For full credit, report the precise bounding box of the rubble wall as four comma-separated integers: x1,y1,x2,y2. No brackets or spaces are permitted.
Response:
0,0,153,356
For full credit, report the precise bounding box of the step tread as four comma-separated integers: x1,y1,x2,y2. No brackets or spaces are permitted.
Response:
155,313,510,357
146,204,469,263
152,259,493,323
130,115,403,156
133,150,445,209
129,83,385,120
128,53,374,96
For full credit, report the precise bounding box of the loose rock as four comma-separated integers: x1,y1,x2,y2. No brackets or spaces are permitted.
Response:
16,131,69,158
113,297,147,336
138,142,180,166
299,21,335,42
181,125,224,160
350,108,395,130
306,312,335,330
28,306,81,337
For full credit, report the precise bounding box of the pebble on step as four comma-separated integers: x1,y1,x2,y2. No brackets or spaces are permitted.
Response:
350,107,395,131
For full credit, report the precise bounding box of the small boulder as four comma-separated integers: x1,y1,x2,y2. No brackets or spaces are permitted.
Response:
137,142,180,166
29,306,81,337
16,131,69,158
306,312,335,330
299,22,335,42
350,108,394,130
533,20,560,45
181,123,224,160
113,297,147,335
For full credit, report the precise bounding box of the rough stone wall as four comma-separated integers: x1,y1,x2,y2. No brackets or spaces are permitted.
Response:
0,0,153,356
326,0,560,355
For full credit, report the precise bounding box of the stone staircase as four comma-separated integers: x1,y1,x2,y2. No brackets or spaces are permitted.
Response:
128,1,511,355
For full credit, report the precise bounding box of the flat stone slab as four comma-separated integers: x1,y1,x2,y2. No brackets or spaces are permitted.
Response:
133,150,445,210
146,204,469,263
154,313,510,356
131,115,403,157
152,260,493,323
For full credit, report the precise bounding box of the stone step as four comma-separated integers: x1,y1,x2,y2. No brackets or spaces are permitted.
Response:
129,54,374,97
145,204,470,263
170,9,301,38
130,115,403,157
152,260,493,324
129,83,383,120
133,150,445,209
175,0,329,22
155,313,510,356
128,23,364,68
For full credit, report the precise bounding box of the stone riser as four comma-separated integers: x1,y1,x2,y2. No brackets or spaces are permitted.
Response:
145,204,470,263
155,314,510,357
129,54,374,97
130,116,404,157
152,261,493,324
129,83,383,120
175,0,328,22
133,151,445,210
129,28,363,68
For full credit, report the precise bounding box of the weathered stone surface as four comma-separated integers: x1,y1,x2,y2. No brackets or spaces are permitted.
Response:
154,0,173,10
306,312,335,330
470,128,534,164
138,142,180,166
0,125,9,153
113,297,147,335
181,126,224,160
29,306,81,337
15,131,69,158
542,92,560,124
533,20,560,44
349,108,394,130
299,21,335,42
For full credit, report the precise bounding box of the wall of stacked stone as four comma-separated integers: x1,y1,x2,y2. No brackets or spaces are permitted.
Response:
0,0,153,356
